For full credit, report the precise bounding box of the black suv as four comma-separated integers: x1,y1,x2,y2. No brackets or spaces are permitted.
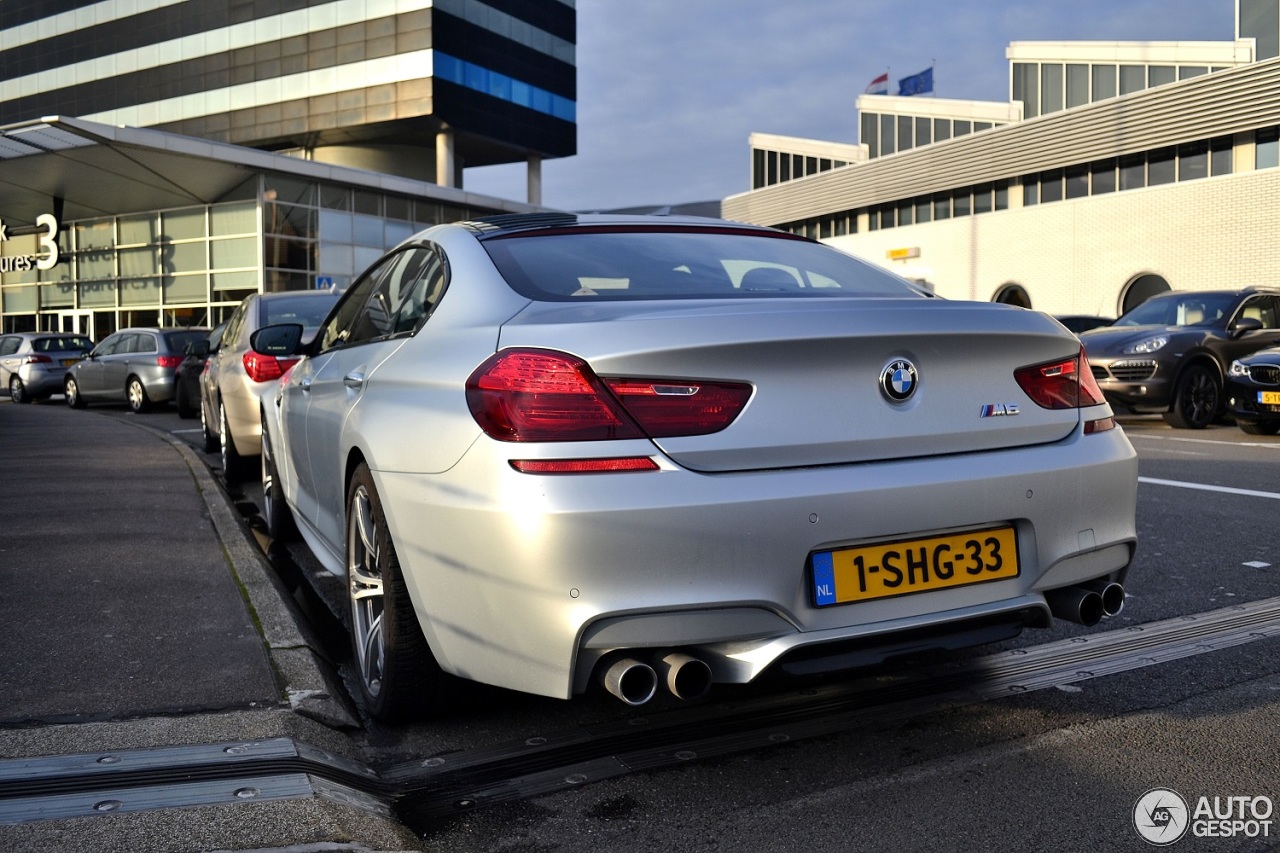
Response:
1081,287,1280,428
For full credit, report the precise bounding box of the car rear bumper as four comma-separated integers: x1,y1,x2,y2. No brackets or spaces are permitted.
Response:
375,421,1139,700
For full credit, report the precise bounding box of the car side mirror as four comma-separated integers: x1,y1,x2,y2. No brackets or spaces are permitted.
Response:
1230,317,1264,338
251,323,305,356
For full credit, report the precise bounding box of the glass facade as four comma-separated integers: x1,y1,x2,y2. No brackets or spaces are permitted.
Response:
1013,61,1232,119
1,173,503,337
752,148,849,189
858,112,1004,160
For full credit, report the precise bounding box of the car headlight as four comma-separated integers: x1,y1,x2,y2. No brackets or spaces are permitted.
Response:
1229,359,1251,379
1122,336,1168,355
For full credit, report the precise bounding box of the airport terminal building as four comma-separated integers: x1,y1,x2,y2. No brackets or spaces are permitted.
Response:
723,2,1280,318
0,0,575,338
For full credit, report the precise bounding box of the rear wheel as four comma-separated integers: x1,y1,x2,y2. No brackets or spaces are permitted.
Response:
219,402,248,486
199,400,218,452
261,413,297,542
347,462,450,721
126,376,151,413
64,376,86,409
1162,364,1219,429
1239,420,1280,436
9,376,29,404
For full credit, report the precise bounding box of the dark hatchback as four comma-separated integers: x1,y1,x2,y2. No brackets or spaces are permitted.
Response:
1080,287,1280,428
1227,346,1280,435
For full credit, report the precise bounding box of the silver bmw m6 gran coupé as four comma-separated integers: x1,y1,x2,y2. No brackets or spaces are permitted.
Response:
252,214,1138,721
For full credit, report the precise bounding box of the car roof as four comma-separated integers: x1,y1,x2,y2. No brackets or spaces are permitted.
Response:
457,212,788,240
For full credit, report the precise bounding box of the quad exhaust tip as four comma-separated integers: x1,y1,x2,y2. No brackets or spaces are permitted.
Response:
1046,581,1125,627
601,652,715,705
601,658,658,706
657,652,713,702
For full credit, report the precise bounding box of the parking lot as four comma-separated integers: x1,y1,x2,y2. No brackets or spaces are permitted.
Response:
3,399,1280,851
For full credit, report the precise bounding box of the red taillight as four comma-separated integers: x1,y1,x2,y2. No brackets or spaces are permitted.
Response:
21,354,52,365
466,348,752,442
467,349,644,442
510,457,660,474
156,355,183,369
603,378,752,437
243,351,300,383
1014,347,1105,410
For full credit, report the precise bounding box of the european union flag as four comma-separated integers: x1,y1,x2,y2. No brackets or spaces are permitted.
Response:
898,67,933,97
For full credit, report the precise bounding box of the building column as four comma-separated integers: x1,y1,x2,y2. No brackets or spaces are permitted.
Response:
436,128,456,188
527,154,543,207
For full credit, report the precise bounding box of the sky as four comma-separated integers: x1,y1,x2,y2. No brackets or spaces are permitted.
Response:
462,0,1235,212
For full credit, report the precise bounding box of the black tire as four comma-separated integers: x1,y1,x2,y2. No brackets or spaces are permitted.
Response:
126,375,151,413
219,401,248,486
199,399,218,452
261,412,297,542
175,380,197,419
9,375,29,404
346,462,450,722
1239,419,1280,436
1162,364,1219,429
64,376,86,409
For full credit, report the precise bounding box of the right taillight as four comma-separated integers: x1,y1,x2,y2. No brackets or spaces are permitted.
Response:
1015,347,1112,432
243,351,301,383
466,348,751,443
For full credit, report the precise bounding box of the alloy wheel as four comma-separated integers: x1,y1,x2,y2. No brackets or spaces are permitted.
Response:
348,483,386,701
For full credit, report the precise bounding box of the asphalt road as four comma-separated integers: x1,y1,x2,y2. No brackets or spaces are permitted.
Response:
18,402,1280,851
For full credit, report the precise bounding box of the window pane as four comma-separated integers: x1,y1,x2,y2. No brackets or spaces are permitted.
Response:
1013,62,1039,118
119,247,158,277
1120,154,1146,190
163,274,208,303
1091,159,1117,194
897,116,913,152
211,237,257,270
1041,63,1064,114
1149,66,1176,87
973,122,992,132
995,183,1009,210
1065,166,1089,199
164,209,206,241
862,113,879,158
1179,66,1207,80
1066,64,1089,108
1257,127,1279,169
880,115,896,156
973,186,993,214
766,150,777,185
896,201,913,226
1241,0,1280,60
915,117,932,147
121,278,161,306
1092,65,1117,100
211,203,256,236
1119,65,1145,95
1148,148,1176,185
953,120,971,137
915,198,932,223
1040,171,1063,203
1178,141,1208,181
953,191,971,217
165,241,206,274
1211,137,1234,175
1023,179,1039,206
933,194,951,220
933,119,951,142
780,153,791,182
119,214,157,246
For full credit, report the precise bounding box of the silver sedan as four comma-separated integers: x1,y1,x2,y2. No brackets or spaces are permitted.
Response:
255,215,1138,721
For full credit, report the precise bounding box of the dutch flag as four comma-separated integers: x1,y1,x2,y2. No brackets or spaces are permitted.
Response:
864,72,890,96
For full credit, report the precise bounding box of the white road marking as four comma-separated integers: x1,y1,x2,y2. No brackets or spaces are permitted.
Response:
1128,433,1280,450
1244,561,1273,569
170,428,203,434
1138,476,1280,501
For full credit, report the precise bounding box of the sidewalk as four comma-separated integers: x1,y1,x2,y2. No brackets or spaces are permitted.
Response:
0,401,416,852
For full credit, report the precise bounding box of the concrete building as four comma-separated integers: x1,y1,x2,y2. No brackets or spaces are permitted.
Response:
0,0,575,337
723,2,1280,318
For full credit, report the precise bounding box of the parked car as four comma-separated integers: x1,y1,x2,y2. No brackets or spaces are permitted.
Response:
253,214,1138,722
63,327,208,412
0,332,93,403
174,322,226,419
1054,314,1112,335
202,290,340,482
1227,345,1280,435
1081,287,1280,428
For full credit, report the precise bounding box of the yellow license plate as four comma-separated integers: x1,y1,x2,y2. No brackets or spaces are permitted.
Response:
61,358,81,366
812,526,1019,606
1260,391,1280,405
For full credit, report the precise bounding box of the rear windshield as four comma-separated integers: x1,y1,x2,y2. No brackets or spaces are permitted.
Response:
262,293,339,328
33,335,92,352
164,330,208,352
481,229,925,301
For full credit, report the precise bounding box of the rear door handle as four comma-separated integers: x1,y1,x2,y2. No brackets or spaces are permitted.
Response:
343,370,365,390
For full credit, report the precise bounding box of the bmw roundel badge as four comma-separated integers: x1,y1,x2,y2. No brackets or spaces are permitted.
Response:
879,358,919,403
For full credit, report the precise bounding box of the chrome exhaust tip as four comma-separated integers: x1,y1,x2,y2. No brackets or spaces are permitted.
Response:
601,658,658,706
1045,585,1104,627
656,652,713,701
1087,581,1126,617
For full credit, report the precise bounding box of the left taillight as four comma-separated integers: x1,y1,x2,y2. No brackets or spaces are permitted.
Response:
243,351,300,383
21,355,52,365
465,348,751,443
156,355,183,369
1014,347,1112,431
